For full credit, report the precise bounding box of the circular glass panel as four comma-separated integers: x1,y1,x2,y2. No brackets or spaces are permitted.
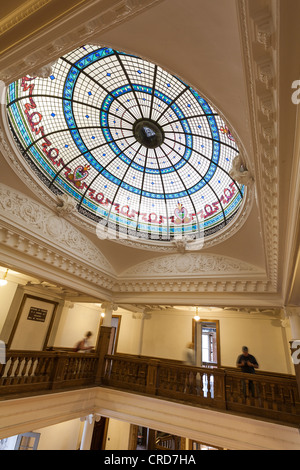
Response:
6,45,245,245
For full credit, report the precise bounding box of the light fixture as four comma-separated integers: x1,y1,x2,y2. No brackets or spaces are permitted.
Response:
193,306,200,322
0,269,8,286
100,312,105,318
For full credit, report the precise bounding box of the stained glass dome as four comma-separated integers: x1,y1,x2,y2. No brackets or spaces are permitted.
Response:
6,45,246,247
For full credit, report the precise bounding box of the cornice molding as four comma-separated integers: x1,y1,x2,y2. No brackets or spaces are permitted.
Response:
0,0,52,37
0,182,276,299
0,183,115,277
0,0,166,84
236,0,279,290
114,279,274,295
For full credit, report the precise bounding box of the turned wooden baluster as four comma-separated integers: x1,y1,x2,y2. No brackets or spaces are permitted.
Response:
26,357,36,383
5,357,16,385
13,356,22,382
0,361,6,381
18,356,30,384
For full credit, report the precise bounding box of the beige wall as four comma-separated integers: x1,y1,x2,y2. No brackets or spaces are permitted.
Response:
105,418,131,450
219,315,293,374
116,307,294,375
34,419,83,450
0,281,18,335
53,302,102,350
0,281,295,375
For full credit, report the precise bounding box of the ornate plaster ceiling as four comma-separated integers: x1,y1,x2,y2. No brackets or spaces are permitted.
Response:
0,0,299,308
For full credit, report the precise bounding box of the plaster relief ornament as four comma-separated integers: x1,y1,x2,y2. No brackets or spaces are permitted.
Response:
5,45,250,250
56,194,77,217
29,62,55,79
229,154,254,187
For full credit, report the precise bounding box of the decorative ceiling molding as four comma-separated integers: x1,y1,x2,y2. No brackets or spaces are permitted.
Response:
0,224,115,296
114,278,274,295
0,0,166,84
119,252,265,279
0,183,115,277
237,0,279,290
0,0,52,37
0,0,283,303
0,181,275,299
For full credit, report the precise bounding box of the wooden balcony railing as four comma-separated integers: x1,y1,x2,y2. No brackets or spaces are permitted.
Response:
0,350,99,397
102,354,300,426
0,346,299,426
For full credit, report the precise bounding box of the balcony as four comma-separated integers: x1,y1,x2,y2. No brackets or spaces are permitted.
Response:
0,348,299,427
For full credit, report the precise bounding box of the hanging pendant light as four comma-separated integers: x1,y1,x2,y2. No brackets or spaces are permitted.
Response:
194,306,200,322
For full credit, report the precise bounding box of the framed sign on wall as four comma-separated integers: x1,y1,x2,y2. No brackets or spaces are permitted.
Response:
8,294,58,351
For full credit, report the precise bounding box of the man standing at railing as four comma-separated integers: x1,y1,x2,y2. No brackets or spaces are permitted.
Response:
236,346,259,397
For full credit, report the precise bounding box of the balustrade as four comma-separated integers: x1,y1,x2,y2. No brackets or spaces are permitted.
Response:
102,354,300,425
0,350,98,396
0,349,299,426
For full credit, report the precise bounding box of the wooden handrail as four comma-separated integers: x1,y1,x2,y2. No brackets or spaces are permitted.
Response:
0,348,299,426
102,353,300,425
0,350,98,396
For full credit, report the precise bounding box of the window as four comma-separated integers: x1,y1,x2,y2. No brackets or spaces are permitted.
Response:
14,432,40,450
193,319,220,367
189,439,224,450
6,45,246,249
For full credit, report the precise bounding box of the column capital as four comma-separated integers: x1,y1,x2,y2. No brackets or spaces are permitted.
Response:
132,306,152,320
101,301,118,313
285,306,300,340
80,414,94,424
285,306,300,317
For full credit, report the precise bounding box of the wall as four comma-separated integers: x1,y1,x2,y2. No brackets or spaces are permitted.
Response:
0,281,18,335
0,419,83,450
34,419,83,450
105,418,131,450
53,302,102,350
219,314,293,374
116,309,143,355
116,307,294,375
0,287,102,351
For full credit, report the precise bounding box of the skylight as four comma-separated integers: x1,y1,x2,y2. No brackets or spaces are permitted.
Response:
6,45,245,246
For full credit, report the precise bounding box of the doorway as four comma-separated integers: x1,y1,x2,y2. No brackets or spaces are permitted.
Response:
100,314,121,354
90,418,109,450
193,320,220,367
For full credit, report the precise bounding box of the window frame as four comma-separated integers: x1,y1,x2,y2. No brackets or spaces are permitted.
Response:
192,319,221,367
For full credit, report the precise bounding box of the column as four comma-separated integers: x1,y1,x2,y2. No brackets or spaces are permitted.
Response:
132,307,152,356
101,301,118,327
80,414,100,450
286,307,300,396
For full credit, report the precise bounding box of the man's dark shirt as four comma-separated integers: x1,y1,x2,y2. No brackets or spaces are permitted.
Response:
236,354,258,374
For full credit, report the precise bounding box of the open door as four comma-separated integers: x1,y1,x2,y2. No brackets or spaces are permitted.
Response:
90,417,109,450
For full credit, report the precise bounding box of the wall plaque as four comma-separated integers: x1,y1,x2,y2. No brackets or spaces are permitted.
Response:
27,307,48,323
